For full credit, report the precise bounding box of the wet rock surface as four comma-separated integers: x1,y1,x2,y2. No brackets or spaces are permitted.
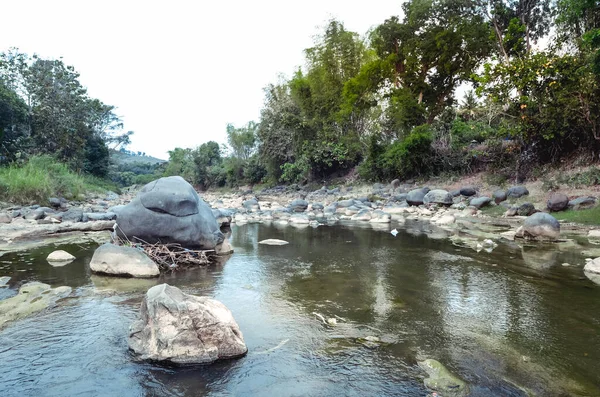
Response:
128,284,247,364
0,282,71,329
90,243,160,278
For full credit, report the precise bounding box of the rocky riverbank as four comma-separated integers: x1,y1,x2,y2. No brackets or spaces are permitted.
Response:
2,179,600,280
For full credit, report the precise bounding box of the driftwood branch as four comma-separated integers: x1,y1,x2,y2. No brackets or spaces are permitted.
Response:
111,235,214,272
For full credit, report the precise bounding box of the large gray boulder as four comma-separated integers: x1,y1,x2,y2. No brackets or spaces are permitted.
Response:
547,193,569,212
242,198,260,212
517,202,535,216
0,282,71,329
568,196,597,210
584,258,600,285
407,188,428,206
459,187,477,197
289,199,308,213
423,189,453,205
90,243,160,278
114,176,223,249
469,196,491,209
507,185,529,199
128,284,247,364
516,212,560,241
493,190,507,204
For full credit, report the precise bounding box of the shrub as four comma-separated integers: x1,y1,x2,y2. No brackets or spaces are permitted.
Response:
383,125,434,178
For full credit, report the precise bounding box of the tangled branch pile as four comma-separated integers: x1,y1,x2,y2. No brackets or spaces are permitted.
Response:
112,235,214,272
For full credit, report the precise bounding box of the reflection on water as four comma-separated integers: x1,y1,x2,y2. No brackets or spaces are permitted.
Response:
0,223,599,396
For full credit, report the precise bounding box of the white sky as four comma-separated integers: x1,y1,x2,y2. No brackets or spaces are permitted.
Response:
0,1,404,159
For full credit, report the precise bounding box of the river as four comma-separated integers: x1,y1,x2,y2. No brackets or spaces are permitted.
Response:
0,221,599,396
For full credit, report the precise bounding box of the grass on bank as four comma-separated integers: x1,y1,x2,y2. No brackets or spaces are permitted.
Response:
553,206,600,226
0,155,118,205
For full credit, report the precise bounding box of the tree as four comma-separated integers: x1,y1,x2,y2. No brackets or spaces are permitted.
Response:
193,141,223,189
0,81,28,161
343,0,492,138
226,121,258,160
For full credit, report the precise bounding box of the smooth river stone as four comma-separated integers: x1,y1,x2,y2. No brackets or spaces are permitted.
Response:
259,239,289,246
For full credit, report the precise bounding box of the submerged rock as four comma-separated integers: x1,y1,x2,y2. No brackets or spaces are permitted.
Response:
90,243,160,278
128,284,247,364
418,359,469,397
0,282,71,329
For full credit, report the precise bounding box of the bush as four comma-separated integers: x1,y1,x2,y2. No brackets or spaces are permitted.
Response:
0,155,114,204
383,125,434,178
280,158,310,183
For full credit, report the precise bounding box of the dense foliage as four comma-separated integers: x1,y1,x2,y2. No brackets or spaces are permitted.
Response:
0,50,133,178
5,0,600,194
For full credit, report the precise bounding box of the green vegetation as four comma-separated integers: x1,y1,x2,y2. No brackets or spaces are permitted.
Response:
0,155,117,204
0,50,135,201
168,0,600,188
554,207,600,225
4,0,600,196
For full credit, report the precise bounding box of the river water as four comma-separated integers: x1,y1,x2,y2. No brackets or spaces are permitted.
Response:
0,221,599,396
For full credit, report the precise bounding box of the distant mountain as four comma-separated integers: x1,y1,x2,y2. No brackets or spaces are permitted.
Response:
110,149,166,165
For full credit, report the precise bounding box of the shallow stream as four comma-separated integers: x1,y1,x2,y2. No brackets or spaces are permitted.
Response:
0,221,599,396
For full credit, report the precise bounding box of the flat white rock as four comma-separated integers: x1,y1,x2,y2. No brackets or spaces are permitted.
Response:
258,239,289,246
47,250,76,263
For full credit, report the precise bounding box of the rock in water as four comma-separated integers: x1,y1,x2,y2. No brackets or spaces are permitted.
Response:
113,176,223,249
584,258,600,285
90,243,160,278
128,284,247,364
259,239,289,245
516,212,560,241
47,250,76,263
418,359,469,397
0,282,71,329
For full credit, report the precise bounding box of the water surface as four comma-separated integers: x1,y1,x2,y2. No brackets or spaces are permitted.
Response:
0,222,599,396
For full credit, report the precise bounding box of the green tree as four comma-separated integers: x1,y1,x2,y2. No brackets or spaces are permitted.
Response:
226,121,257,160
0,81,28,161
344,0,492,138
193,141,223,189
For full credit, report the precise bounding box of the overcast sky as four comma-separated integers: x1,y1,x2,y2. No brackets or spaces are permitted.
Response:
0,1,404,159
